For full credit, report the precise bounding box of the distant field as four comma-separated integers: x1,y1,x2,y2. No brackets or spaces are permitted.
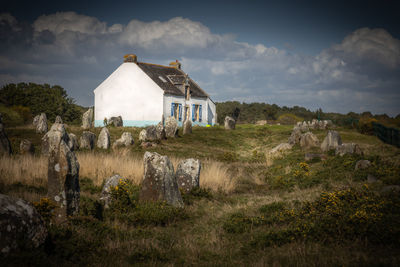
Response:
1,123,400,266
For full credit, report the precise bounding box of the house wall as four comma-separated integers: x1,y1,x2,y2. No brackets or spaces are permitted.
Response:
207,98,217,125
94,63,164,127
163,95,213,126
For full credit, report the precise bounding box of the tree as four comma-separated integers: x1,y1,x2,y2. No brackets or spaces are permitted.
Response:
0,83,83,125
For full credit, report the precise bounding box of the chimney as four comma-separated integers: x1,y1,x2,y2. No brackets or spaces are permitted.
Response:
169,59,181,70
124,54,137,63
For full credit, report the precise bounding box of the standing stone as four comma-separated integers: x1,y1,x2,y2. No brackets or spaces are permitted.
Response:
45,124,80,219
156,121,166,140
36,113,48,134
139,126,159,142
300,132,320,149
48,140,80,219
41,123,69,156
176,158,201,193
317,120,325,130
224,116,236,130
165,116,179,137
269,143,293,157
32,115,40,127
355,160,371,170
335,143,363,156
99,174,127,208
140,152,183,207
288,126,302,145
20,139,34,155
108,116,123,127
0,194,47,254
321,130,342,152
68,133,79,151
0,119,12,155
55,115,63,124
300,121,309,132
183,120,192,135
81,108,93,129
113,132,134,149
97,127,111,149
310,119,318,130
80,131,96,150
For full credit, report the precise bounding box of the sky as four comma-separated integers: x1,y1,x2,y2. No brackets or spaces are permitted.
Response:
1,0,400,116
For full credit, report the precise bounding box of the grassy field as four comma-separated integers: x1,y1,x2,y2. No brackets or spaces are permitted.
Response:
1,123,400,266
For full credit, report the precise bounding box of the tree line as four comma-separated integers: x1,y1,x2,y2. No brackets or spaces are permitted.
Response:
0,83,84,125
216,101,400,128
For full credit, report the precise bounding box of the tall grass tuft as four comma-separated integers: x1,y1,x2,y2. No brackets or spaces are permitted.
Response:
76,151,143,186
0,155,47,187
1,153,236,193
200,160,236,193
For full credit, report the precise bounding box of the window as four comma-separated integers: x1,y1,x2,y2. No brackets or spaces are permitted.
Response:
191,104,202,122
171,103,182,121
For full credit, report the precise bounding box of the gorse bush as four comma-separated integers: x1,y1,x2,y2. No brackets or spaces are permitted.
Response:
106,179,187,226
246,186,400,248
33,197,56,225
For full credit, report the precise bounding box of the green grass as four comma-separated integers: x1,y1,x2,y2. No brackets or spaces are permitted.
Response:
1,123,400,266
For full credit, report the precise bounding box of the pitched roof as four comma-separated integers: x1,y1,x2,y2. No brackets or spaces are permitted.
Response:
137,62,209,98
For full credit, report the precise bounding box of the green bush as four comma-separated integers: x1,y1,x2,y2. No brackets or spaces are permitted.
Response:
358,117,378,135
181,187,213,205
0,83,83,124
223,212,266,234
252,186,400,247
106,179,187,226
0,104,24,126
277,113,303,125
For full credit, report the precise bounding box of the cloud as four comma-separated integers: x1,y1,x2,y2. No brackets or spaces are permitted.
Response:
0,12,399,116
332,27,400,69
33,12,116,35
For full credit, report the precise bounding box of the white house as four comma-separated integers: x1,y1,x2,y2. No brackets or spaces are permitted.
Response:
94,54,216,127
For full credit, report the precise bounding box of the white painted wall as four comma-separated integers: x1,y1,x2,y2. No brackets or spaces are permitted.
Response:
94,63,164,125
207,98,216,125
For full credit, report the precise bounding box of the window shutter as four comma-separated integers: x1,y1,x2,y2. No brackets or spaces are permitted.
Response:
192,104,195,121
171,103,174,117
199,105,202,122
179,104,182,121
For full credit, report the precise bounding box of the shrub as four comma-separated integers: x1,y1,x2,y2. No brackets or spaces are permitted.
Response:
115,201,187,226
223,212,266,234
79,196,104,220
277,113,303,125
0,104,24,126
253,186,400,247
11,105,32,124
33,197,57,225
358,117,378,135
109,179,139,212
181,187,213,205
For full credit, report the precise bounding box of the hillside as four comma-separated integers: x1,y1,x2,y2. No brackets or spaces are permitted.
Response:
1,122,400,266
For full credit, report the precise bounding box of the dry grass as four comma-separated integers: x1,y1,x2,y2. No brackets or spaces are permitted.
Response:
200,160,236,193
1,152,236,193
76,151,143,186
0,155,47,187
